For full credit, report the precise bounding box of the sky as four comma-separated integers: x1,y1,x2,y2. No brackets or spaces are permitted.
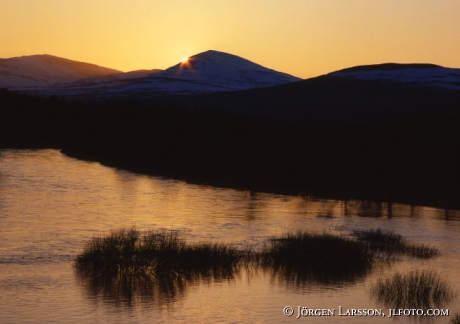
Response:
1,0,459,78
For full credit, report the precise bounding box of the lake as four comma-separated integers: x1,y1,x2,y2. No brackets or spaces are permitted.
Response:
1,149,459,323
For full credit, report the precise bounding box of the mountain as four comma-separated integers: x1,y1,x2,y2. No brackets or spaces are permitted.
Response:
41,50,302,97
173,63,460,122
61,69,163,88
3,52,459,121
155,50,302,91
2,61,460,209
329,63,460,90
0,54,121,88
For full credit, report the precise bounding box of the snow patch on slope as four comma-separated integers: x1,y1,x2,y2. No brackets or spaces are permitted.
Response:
0,54,121,88
156,50,301,91
329,63,460,90
45,50,302,96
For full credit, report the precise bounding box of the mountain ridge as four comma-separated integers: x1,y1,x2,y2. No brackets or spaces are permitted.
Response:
160,50,301,89
2,52,459,105
0,50,302,94
81,50,302,95
329,63,460,90
0,54,121,88
332,63,442,73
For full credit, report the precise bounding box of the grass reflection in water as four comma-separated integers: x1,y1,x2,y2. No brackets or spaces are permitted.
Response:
353,228,440,259
259,231,374,286
371,270,456,310
75,228,245,305
75,227,442,305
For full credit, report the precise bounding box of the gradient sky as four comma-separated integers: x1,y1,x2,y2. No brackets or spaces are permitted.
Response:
1,0,459,78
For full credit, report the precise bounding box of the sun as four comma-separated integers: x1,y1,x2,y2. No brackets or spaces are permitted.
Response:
181,57,188,63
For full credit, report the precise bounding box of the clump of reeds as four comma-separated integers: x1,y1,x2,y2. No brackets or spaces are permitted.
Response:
77,227,446,302
75,228,246,279
139,230,249,278
75,227,142,276
260,231,375,283
403,243,440,258
353,228,439,259
353,228,403,245
371,270,455,309
75,227,252,305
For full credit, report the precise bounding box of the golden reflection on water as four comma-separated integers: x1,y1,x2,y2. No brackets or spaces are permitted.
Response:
1,149,460,323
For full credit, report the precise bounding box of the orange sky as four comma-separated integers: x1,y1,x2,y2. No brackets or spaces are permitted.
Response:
1,0,459,78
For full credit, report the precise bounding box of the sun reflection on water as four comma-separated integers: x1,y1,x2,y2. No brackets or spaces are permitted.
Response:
0,149,460,323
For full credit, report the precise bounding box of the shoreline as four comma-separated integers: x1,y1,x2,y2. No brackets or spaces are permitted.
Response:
59,147,460,211
2,89,460,211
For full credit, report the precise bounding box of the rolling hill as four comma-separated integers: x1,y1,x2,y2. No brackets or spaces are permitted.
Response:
1,50,302,96
0,54,121,88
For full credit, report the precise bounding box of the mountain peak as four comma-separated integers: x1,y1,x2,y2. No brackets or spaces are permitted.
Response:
193,49,231,57
329,63,460,90
184,50,271,71
0,54,121,88
191,49,248,60
148,49,301,93
335,63,442,73
1,50,302,95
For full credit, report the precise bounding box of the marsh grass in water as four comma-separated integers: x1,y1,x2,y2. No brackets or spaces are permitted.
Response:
259,231,375,283
75,227,443,302
75,228,379,296
76,267,189,306
75,228,247,305
75,228,246,276
371,270,456,309
353,228,439,259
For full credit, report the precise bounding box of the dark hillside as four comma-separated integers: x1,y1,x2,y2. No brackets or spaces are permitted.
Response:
1,89,460,209
179,76,460,121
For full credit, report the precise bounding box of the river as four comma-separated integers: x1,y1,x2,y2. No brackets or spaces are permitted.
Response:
1,149,459,323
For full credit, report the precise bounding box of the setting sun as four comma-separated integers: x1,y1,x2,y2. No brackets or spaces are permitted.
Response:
181,57,188,63
1,1,459,77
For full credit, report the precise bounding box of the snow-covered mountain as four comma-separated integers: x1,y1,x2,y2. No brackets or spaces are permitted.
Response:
156,50,301,91
52,50,302,96
0,54,121,88
329,63,460,90
1,50,301,97
6,52,459,100
61,69,163,88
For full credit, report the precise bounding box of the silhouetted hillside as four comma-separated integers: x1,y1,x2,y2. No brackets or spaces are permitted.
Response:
1,88,460,209
0,54,121,88
171,75,460,121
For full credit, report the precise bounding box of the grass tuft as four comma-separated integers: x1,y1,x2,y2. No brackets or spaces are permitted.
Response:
260,231,375,283
371,270,455,309
75,227,141,276
75,228,245,278
353,228,439,259
75,227,445,302
75,228,247,304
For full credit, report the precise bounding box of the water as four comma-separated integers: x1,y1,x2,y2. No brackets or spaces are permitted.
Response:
1,149,459,323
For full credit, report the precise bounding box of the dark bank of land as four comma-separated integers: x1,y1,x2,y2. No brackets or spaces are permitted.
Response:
1,84,460,210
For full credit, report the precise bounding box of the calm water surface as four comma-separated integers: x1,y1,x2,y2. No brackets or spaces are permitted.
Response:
1,149,459,323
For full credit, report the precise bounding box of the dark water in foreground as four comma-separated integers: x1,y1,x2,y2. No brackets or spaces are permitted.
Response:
1,149,459,323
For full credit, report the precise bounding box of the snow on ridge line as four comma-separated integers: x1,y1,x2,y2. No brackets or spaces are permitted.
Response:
188,50,277,72
328,64,460,90
1,50,302,92
148,49,302,91
0,54,122,88
191,50,300,79
0,54,121,75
